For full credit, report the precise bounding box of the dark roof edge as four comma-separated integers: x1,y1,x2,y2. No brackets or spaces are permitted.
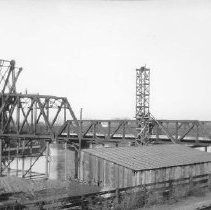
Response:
82,150,211,172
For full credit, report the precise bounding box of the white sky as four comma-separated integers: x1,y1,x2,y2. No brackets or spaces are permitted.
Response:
0,0,211,120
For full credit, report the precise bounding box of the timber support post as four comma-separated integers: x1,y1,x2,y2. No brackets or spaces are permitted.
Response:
45,140,50,179
75,150,78,179
0,138,2,176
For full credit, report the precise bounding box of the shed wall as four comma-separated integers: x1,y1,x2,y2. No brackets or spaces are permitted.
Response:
80,151,211,190
135,162,211,186
80,151,135,190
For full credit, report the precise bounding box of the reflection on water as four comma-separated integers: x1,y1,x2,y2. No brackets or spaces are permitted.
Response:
10,143,76,180
10,155,46,176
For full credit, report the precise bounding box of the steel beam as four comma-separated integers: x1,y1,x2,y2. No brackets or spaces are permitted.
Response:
0,59,80,179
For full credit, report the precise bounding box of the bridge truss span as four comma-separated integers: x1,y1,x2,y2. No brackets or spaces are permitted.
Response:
58,119,211,146
0,59,80,179
0,93,79,138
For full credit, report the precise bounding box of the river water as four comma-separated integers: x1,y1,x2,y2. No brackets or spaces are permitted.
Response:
9,143,76,180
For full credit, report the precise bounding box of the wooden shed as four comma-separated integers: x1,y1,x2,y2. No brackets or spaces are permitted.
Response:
79,144,211,191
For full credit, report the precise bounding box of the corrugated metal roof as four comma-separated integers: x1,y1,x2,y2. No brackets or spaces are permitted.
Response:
82,144,211,171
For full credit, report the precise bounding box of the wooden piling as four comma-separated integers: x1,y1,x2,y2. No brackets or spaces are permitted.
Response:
0,138,2,176
22,140,25,178
45,140,49,179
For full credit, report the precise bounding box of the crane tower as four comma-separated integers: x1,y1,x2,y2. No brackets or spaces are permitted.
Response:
136,66,151,144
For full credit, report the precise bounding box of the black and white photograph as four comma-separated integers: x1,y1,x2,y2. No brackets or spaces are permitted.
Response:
0,0,211,209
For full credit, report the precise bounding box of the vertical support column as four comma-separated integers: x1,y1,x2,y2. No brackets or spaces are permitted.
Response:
122,122,126,140
29,140,32,178
16,140,19,176
175,122,179,141
79,108,82,153
0,138,2,176
34,101,37,134
65,141,67,180
156,124,159,142
0,97,2,131
75,150,78,179
183,123,187,135
1,95,4,130
22,139,25,178
64,103,67,124
67,121,70,139
46,99,49,123
166,122,169,132
45,140,49,179
93,122,96,143
108,121,111,140
78,108,82,179
115,164,120,204
31,99,34,134
11,60,16,93
16,97,20,132
196,122,199,145
7,140,11,175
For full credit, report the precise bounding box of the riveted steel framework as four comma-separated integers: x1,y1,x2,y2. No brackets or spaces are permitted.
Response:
0,59,79,179
136,66,151,144
62,119,210,146
0,59,22,94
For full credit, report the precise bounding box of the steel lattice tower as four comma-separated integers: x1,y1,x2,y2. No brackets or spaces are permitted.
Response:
136,66,150,145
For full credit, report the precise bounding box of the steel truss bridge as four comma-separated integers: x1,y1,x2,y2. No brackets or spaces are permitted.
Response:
0,59,211,180
58,119,211,145
0,60,80,179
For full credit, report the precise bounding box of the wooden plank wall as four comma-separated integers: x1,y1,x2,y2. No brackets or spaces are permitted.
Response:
135,162,211,186
79,151,135,190
80,151,211,191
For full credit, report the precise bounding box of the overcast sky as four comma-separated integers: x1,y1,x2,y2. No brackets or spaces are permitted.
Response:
0,0,211,120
